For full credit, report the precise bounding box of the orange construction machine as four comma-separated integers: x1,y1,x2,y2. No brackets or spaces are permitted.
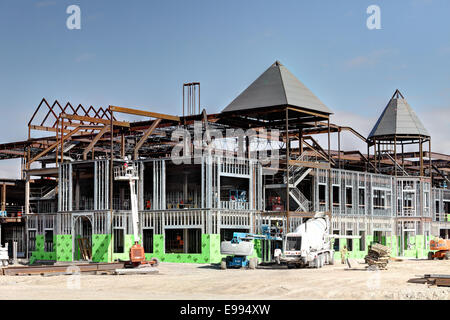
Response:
428,238,450,260
115,160,159,268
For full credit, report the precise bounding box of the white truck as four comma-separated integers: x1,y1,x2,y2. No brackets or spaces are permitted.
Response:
0,243,9,267
274,213,334,268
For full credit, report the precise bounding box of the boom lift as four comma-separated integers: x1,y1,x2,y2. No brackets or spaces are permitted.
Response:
220,226,282,270
428,238,450,260
114,159,158,268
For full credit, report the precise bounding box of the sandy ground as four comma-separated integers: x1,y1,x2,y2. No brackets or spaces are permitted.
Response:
0,259,449,300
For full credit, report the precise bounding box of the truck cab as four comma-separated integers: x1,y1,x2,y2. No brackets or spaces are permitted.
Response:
282,233,304,263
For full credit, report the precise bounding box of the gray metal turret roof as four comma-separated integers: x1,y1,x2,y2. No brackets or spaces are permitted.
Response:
222,61,333,114
368,90,430,139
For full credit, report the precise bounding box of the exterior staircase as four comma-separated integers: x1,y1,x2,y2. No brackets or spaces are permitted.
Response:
283,153,313,212
380,150,409,176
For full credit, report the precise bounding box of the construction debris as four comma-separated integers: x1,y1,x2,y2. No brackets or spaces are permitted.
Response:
423,274,450,287
1,262,125,276
114,267,159,275
365,243,391,270
389,256,403,262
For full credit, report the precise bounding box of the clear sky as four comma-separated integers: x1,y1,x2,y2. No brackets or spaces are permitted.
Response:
0,0,449,177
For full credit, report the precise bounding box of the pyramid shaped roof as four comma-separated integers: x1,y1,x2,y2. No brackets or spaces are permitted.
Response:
222,61,332,115
368,90,430,139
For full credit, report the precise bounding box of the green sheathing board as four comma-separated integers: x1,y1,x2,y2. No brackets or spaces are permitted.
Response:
30,234,56,264
112,234,135,261
146,234,222,264
56,235,72,262
28,230,434,265
349,237,364,259
329,234,429,259
400,235,428,258
92,234,112,262
386,236,398,257
208,234,222,263
251,239,263,263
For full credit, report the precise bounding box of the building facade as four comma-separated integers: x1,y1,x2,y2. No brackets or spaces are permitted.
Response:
0,61,448,264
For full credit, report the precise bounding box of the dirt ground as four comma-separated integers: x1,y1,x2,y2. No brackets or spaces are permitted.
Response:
0,259,449,300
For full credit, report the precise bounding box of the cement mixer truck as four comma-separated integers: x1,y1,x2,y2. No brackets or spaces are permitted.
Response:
274,212,334,268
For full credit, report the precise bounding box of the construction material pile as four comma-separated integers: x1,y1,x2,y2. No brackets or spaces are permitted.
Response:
364,243,391,270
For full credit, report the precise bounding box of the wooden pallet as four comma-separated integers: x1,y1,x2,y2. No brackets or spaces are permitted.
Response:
77,238,92,260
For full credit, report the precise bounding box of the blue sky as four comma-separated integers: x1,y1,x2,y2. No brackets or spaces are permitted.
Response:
0,0,449,176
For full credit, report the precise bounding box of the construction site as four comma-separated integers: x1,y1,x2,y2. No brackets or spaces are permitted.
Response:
0,61,449,299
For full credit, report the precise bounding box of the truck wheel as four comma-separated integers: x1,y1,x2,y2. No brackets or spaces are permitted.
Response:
287,264,295,269
444,252,450,260
329,253,335,265
220,258,227,270
313,257,319,268
248,258,257,270
428,252,434,260
275,255,281,265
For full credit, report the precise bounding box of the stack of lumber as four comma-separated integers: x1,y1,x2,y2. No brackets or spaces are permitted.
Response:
424,274,450,287
364,243,391,270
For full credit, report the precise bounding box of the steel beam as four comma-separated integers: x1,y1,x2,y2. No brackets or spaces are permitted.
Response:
83,125,110,160
109,105,180,122
133,119,161,160
61,113,130,127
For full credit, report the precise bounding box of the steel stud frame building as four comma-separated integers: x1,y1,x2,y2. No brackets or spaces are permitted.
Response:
0,61,449,264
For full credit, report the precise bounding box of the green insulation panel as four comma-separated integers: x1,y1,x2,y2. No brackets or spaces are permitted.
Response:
146,234,222,264
28,231,435,264
56,235,73,262
112,234,135,261
92,234,112,262
29,234,56,264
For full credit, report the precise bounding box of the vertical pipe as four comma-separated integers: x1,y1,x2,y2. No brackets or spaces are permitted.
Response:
109,108,114,262
419,137,424,177
55,120,59,167
1,184,5,212
429,138,432,180
94,161,98,210
139,162,144,211
285,108,290,232
68,163,73,211
57,166,61,212
162,161,166,210
60,117,64,164
121,133,125,159
201,157,204,208
366,142,370,173
394,137,397,176
401,142,404,170
338,128,341,169
377,140,380,171
328,118,332,217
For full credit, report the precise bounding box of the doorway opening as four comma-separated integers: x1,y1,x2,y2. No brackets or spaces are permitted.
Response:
74,216,92,261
